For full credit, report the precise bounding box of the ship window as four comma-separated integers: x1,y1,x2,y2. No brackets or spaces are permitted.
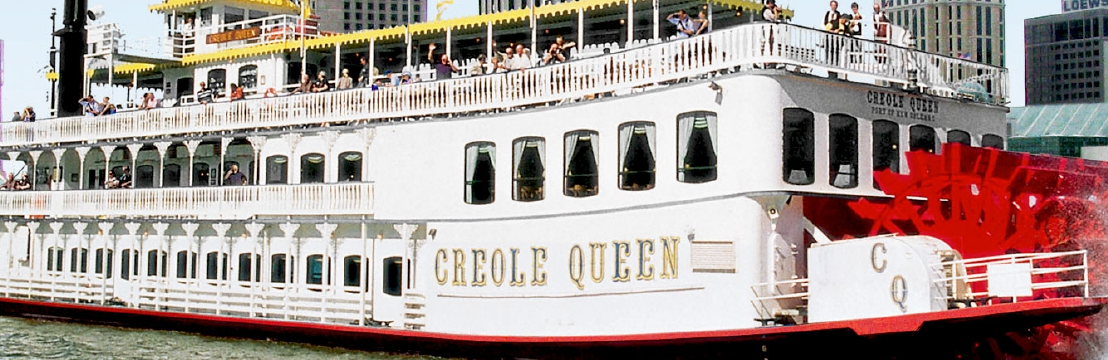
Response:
239,65,258,90
301,153,326,184
344,255,362,287
47,247,63,272
306,255,331,286
564,130,599,197
619,122,657,191
148,250,167,277
947,130,971,146
224,7,245,27
828,114,858,189
207,69,227,94
678,111,718,183
163,164,181,188
238,253,261,282
872,120,901,188
176,251,197,279
465,142,496,204
383,256,403,296
271,254,288,283
266,155,288,184
339,152,362,182
982,134,1004,149
783,108,815,185
70,248,88,274
121,249,131,279
512,137,546,202
205,252,228,281
94,249,113,278
193,163,210,187
286,63,319,85
909,125,938,153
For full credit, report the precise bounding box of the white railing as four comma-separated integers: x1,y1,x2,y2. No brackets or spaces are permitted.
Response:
166,15,320,57
0,23,1007,148
937,250,1089,304
0,182,374,219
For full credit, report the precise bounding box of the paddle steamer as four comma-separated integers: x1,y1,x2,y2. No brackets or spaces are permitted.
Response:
0,0,1104,358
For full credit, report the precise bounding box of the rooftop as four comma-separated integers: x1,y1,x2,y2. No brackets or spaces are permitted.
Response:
1008,102,1108,138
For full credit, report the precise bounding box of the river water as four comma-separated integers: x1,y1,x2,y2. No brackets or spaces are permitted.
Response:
0,316,446,360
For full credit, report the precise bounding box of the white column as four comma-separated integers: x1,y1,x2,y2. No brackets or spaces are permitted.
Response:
184,140,201,187
219,138,232,186
321,131,340,183
75,147,91,190
245,222,265,317
486,22,493,60
578,8,585,50
316,222,338,319
181,223,199,312
154,142,173,188
212,222,231,315
27,151,43,190
126,144,143,187
96,222,113,299
279,222,299,302
123,222,141,300
652,0,659,42
626,0,634,47
394,223,418,290
49,149,65,191
152,222,170,306
334,44,342,83
368,39,376,78
445,27,453,60
358,128,376,182
247,136,267,186
405,27,413,68
282,133,302,185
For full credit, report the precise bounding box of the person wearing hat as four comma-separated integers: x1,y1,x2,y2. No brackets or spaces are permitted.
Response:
311,71,330,93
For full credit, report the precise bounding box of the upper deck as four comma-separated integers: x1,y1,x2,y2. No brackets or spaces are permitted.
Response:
2,22,1007,150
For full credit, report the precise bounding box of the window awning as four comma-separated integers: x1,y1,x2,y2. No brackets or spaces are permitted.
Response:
149,0,302,15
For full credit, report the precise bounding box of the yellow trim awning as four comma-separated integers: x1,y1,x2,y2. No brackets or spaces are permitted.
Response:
149,0,301,14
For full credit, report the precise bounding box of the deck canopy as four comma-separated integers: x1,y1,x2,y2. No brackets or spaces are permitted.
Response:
149,0,303,14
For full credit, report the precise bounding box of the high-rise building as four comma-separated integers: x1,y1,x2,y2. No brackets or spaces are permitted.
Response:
312,0,429,33
883,0,1004,67
1025,9,1108,105
479,0,574,15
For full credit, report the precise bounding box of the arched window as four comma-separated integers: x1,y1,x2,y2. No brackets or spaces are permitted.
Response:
148,250,167,277
982,134,1004,149
207,69,227,94
564,131,599,197
94,249,113,278
465,142,496,204
383,256,403,296
678,112,718,184
176,251,197,279
339,152,362,182
271,254,293,283
619,122,656,191
239,65,259,90
238,253,262,282
70,248,88,274
783,109,815,185
872,120,900,189
133,165,154,188
909,125,938,154
266,155,288,184
301,153,326,184
47,247,64,272
306,254,331,286
828,114,858,189
513,138,545,202
163,164,181,188
947,130,971,146
193,163,210,187
344,255,362,288
206,252,228,281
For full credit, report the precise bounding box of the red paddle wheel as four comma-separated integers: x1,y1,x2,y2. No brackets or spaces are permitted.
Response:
845,143,1108,360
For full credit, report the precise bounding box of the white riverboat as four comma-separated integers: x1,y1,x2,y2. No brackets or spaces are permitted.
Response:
0,0,1104,359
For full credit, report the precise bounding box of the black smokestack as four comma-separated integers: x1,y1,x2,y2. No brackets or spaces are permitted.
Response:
55,0,87,117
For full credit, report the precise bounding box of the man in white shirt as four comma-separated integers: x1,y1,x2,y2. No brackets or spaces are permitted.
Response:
510,44,531,71
667,10,696,39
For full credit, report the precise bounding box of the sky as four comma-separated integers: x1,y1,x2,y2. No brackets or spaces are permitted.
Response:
0,0,1046,118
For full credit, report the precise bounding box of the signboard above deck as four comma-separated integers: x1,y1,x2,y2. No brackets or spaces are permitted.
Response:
1062,0,1108,12
207,28,264,44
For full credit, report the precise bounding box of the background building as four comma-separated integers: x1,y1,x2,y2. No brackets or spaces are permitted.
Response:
1025,9,1108,105
479,0,574,15
1007,103,1108,157
884,0,1004,67
313,0,428,33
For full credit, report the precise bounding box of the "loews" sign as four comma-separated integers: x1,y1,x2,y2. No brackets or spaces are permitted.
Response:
1062,0,1108,12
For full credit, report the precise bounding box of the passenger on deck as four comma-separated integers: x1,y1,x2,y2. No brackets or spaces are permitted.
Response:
471,54,488,75
224,164,247,186
667,9,696,39
428,43,459,80
554,36,576,58
291,74,313,94
358,57,372,87
118,166,132,189
10,112,20,122
311,71,330,93
873,3,890,44
0,174,13,191
80,95,103,116
196,82,214,104
98,97,117,116
694,10,710,35
22,107,36,122
104,171,120,189
229,84,244,101
509,44,531,71
490,55,507,73
823,1,840,32
337,69,354,90
849,3,863,36
542,43,566,65
14,175,31,191
142,92,159,110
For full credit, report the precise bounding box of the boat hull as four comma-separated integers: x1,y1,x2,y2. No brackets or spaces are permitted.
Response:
0,296,1102,359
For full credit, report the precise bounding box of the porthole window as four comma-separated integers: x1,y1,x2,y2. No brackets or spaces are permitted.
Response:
678,112,718,183
565,130,600,197
266,155,288,184
513,137,546,202
872,120,900,189
339,152,363,182
982,134,1004,149
619,122,656,191
828,114,858,189
465,142,496,204
909,125,938,154
947,130,971,146
783,108,815,185
300,153,326,184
